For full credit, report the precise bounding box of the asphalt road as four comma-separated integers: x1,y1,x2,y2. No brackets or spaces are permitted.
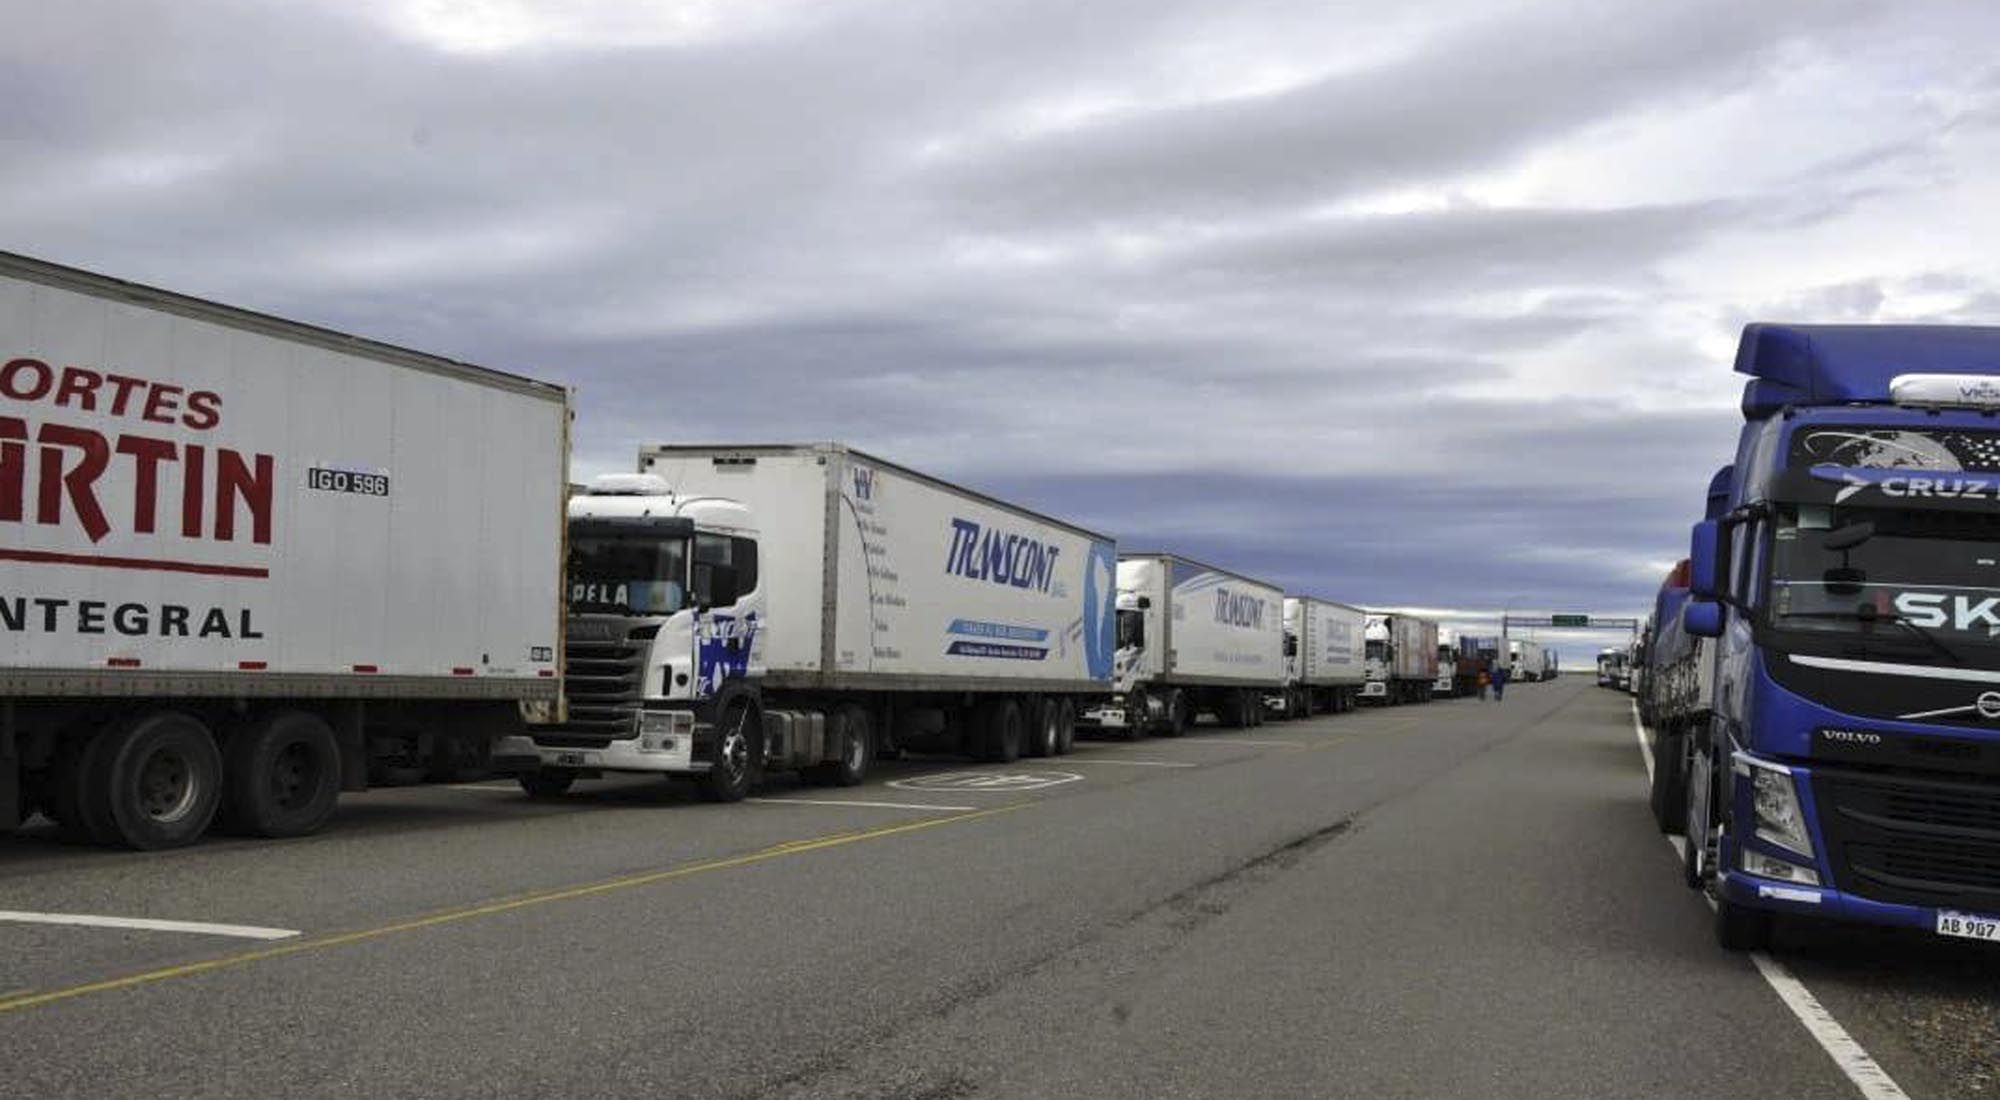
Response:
1,678,1994,1097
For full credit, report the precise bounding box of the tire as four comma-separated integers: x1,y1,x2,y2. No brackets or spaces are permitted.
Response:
698,698,763,802
47,728,107,844
1032,700,1064,760
221,710,343,839
808,705,872,787
1054,699,1076,755
980,699,1023,763
1649,726,1687,834
89,711,225,850
1682,747,1714,891
1121,690,1149,741
1715,896,1774,951
518,769,576,798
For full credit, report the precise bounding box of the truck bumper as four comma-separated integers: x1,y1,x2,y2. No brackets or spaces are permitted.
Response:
1715,870,1946,932
494,710,707,775
1078,705,1129,729
1360,682,1386,699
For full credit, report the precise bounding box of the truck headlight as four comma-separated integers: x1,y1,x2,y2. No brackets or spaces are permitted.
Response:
1751,767,1815,858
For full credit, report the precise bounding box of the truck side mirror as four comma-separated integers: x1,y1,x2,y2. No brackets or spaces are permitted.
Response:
1684,598,1723,638
1689,519,1723,599
1136,596,1151,610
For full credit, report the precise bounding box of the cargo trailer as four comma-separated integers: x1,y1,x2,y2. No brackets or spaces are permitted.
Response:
0,251,570,849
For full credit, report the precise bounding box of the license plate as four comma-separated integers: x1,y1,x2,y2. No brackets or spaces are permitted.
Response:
555,752,588,767
1936,910,2000,941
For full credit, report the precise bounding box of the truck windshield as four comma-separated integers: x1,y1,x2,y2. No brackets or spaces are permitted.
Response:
1365,640,1387,661
1768,504,2000,658
1116,608,1144,648
568,532,689,615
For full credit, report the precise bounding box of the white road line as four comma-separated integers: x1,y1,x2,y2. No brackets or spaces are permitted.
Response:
1025,758,1196,768
1750,954,1912,1100
0,911,299,941
746,798,977,812
446,783,520,792
1627,702,1909,1100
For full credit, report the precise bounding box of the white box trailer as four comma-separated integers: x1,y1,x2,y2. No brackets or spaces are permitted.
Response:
1264,596,1366,718
1361,613,1440,705
1078,554,1284,737
1509,639,1549,682
494,444,1118,799
0,251,570,849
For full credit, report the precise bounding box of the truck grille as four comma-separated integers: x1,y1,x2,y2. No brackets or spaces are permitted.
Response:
538,623,658,747
1812,768,2000,909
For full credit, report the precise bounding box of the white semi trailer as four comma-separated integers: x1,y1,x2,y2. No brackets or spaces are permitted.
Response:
1079,554,1284,737
494,444,1118,799
1264,596,1366,718
0,251,570,849
1509,639,1550,682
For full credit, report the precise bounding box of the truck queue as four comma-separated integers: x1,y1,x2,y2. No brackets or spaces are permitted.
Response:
0,251,1557,852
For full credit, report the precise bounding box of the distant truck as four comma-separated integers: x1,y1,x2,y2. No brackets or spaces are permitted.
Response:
1596,648,1626,688
0,250,571,849
1081,554,1284,736
1508,639,1550,682
495,445,1117,799
1361,613,1439,704
1264,596,1366,718
1434,630,1459,697
1678,323,2000,950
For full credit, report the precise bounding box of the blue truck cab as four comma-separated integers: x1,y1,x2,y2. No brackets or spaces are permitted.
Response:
1682,324,2000,949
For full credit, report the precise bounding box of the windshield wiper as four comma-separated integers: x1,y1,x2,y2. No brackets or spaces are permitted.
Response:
1778,609,1965,663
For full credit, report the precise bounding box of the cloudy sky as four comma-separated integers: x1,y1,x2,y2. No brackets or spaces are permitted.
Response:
7,0,2000,662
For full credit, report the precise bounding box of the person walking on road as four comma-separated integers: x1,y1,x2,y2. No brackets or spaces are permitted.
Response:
1491,662,1510,702
1476,666,1491,701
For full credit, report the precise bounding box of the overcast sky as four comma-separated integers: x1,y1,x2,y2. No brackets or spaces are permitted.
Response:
7,0,1999,662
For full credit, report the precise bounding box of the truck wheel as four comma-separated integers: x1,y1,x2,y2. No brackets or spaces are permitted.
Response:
518,770,577,798
808,705,872,787
699,698,762,802
1649,726,1687,834
1249,690,1266,726
222,710,343,838
1055,699,1076,755
980,699,1024,763
48,729,107,843
1026,698,1060,758
1715,896,1773,952
88,711,225,850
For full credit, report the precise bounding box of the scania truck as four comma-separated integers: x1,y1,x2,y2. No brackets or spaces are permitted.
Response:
495,444,1116,799
1680,323,2000,950
1361,613,1439,704
1265,595,1366,718
0,251,570,849
1079,554,1284,737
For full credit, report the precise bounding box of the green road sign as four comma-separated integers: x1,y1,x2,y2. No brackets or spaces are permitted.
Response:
1550,614,1590,627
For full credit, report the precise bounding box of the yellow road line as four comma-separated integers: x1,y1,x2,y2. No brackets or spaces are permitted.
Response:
0,803,1023,1016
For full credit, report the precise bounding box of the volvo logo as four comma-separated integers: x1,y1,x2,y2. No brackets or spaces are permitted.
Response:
1821,729,1882,745
1978,692,2000,720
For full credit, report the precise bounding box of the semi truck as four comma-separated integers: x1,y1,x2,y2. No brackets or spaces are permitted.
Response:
1080,553,1284,737
0,250,570,849
1508,639,1549,682
1361,612,1439,704
1679,323,2000,950
494,444,1117,798
1264,595,1366,718
1596,648,1626,688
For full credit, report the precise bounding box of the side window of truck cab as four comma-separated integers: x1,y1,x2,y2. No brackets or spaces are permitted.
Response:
692,534,760,607
1729,517,1766,609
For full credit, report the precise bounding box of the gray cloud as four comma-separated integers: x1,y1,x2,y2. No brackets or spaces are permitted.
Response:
3,0,1997,658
